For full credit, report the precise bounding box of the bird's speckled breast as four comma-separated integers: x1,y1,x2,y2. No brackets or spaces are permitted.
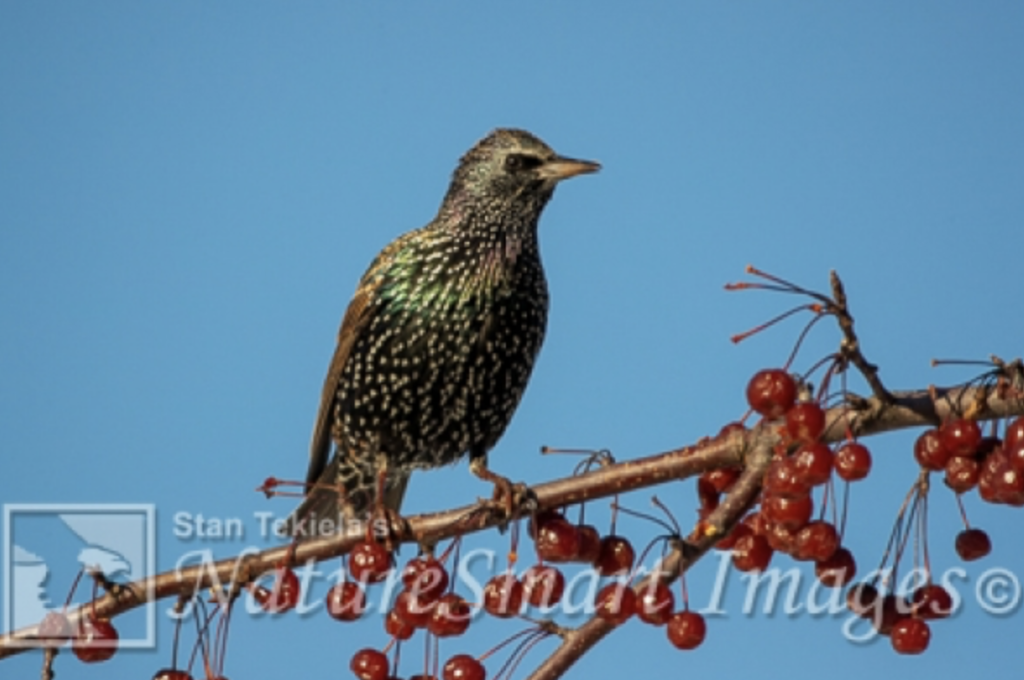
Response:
334,234,549,472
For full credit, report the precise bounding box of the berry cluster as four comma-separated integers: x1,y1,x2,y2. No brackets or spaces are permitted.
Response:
706,370,866,586
33,573,122,667
915,416,1024,506
533,509,708,650
845,578,953,654
727,366,1021,655
340,499,718,680
342,539,480,680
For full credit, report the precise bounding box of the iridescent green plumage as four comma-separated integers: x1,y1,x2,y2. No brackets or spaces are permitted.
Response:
288,129,599,536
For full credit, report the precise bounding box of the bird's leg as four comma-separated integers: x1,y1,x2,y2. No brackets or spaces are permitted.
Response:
368,452,406,547
332,455,360,525
469,452,533,525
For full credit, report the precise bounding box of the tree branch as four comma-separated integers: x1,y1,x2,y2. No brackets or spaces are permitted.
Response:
2,382,1021,667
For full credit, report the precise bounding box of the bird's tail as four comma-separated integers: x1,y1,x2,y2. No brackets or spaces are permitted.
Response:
281,457,409,540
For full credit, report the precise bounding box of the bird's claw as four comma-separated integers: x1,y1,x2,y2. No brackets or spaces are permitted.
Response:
478,479,535,533
368,504,409,551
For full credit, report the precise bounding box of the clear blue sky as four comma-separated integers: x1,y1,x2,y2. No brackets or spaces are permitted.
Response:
2,2,1022,679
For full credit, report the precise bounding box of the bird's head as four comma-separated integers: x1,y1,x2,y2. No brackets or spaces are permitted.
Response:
439,128,600,231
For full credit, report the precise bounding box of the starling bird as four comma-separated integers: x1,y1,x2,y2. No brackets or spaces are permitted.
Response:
289,129,599,537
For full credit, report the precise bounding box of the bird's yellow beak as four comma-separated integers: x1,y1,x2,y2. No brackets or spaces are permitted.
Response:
537,157,601,181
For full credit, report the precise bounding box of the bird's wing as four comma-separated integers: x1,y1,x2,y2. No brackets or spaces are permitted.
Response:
305,287,371,488
305,237,408,490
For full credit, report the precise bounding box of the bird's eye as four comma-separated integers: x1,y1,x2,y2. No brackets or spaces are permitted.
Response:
504,154,543,173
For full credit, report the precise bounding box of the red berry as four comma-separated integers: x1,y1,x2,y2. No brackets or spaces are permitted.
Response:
763,458,811,499
978,451,1004,503
891,617,931,654
762,494,813,531
846,582,880,618
794,520,839,562
385,608,414,640
271,566,302,611
349,541,393,584
980,448,1024,505
873,594,910,636
835,442,872,481
252,566,301,613
998,465,1024,506
152,670,194,680
393,589,433,628
746,369,797,418
814,546,856,587
717,421,747,439
636,582,675,626
326,582,367,622
574,524,602,563
522,564,565,608
940,419,982,458
534,517,581,563
594,535,635,577
944,455,980,493
71,617,118,663
715,520,752,551
482,573,524,618
594,582,636,625
742,511,768,536
764,521,799,555
442,654,486,680
911,583,953,620
793,442,834,487
731,533,774,572
785,402,826,443
697,477,720,510
37,611,72,644
1006,440,1024,475
528,509,565,538
401,556,449,604
1005,416,1024,451
350,648,389,680
428,593,472,637
914,429,951,471
955,528,991,561
666,611,707,650
705,467,741,493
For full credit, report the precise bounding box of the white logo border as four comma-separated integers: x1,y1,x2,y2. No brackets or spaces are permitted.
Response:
2,503,157,649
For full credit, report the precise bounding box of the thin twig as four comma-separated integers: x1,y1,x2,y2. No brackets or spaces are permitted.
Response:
41,647,56,680
829,271,893,404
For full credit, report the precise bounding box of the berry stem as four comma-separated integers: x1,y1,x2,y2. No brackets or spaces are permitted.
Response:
169,596,186,670
917,492,933,578
62,567,86,610
213,596,234,678
782,310,829,371
838,479,850,540
392,639,402,678
954,493,972,529
730,303,822,345
478,626,546,662
493,629,551,680
610,500,677,537
679,573,691,610
185,597,214,677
